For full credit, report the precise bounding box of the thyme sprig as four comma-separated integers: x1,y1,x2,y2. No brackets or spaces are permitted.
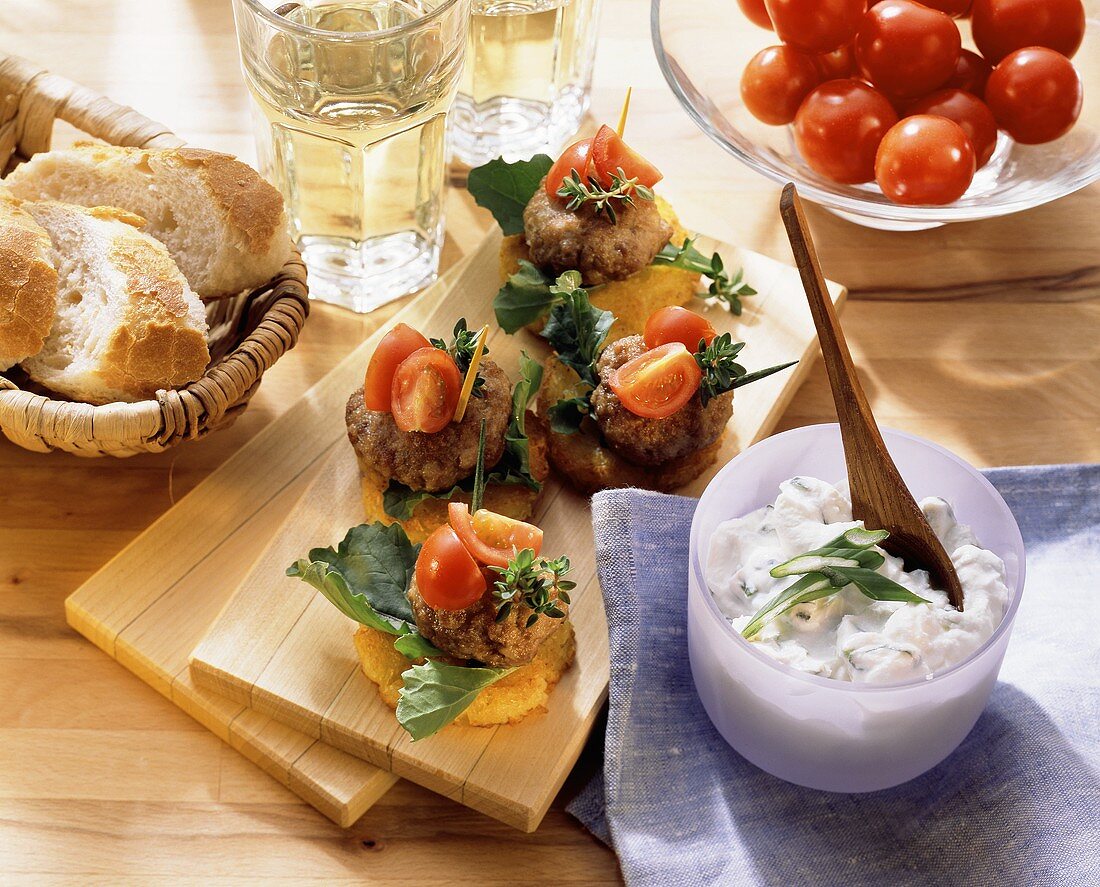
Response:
556,167,655,223
432,318,487,398
742,528,929,639
694,333,797,406
654,238,757,315
492,549,574,628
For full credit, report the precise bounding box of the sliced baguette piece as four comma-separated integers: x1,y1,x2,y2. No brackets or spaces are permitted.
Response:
22,202,210,405
0,185,58,370
6,144,292,299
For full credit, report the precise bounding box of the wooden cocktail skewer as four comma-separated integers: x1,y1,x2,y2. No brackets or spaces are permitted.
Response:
779,183,964,609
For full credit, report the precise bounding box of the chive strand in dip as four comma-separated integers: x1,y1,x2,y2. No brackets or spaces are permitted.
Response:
706,476,1011,683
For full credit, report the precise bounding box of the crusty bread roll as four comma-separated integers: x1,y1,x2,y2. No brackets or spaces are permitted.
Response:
7,144,292,299
22,202,210,405
0,186,58,371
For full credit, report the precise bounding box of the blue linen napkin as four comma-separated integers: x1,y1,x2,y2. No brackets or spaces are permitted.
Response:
567,464,1100,887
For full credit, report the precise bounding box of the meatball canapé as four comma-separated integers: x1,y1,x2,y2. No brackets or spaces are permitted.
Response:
522,182,672,286
407,574,567,668
590,336,733,467
346,358,511,492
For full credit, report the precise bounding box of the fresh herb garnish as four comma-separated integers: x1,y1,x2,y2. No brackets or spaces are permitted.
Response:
432,318,487,399
556,167,655,223
467,154,554,236
654,238,757,315
396,660,515,740
540,272,614,433
694,333,797,407
741,527,930,639
286,522,420,636
491,549,574,627
493,260,558,333
381,351,543,519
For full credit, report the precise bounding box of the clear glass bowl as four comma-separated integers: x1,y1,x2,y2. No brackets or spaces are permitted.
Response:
687,424,1026,791
652,0,1100,230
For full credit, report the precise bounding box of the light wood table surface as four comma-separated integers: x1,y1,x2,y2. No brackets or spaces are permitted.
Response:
1,1,1097,883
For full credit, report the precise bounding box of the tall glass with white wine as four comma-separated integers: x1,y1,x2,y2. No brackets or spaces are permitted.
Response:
232,0,471,312
452,0,603,166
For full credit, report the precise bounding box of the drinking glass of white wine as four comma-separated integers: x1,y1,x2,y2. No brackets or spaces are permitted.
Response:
452,0,604,166
232,0,471,313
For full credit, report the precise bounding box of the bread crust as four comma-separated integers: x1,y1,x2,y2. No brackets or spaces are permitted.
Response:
6,144,291,298
0,188,58,371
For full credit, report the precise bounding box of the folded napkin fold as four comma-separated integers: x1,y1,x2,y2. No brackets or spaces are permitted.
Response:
568,464,1100,887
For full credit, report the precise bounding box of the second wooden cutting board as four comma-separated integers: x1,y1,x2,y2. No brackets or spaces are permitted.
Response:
189,226,846,832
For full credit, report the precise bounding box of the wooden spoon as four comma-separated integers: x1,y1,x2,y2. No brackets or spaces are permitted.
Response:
779,183,964,609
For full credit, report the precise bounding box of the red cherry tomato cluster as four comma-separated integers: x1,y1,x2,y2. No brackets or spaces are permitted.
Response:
363,323,463,433
416,504,544,610
737,0,1086,205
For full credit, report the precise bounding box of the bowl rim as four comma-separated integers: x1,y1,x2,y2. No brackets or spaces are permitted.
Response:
650,0,1100,222
689,423,1027,693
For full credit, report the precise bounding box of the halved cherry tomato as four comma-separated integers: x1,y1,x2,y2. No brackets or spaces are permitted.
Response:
609,342,703,420
545,137,594,197
590,125,663,189
415,525,487,610
390,347,463,434
448,502,543,569
984,47,1083,144
363,323,430,411
643,306,717,352
971,0,1085,63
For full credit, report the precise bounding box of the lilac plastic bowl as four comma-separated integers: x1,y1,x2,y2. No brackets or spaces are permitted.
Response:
687,424,1026,792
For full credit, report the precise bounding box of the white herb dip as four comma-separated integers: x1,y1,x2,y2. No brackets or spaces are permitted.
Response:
706,476,1011,683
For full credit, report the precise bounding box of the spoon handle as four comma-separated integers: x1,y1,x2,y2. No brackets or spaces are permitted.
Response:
779,184,964,609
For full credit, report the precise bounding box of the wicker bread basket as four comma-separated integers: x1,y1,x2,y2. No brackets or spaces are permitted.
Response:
0,54,309,457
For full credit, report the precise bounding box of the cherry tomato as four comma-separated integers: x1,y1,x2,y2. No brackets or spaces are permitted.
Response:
984,47,1083,144
917,0,971,16
855,0,961,100
362,323,431,412
415,525,487,610
793,80,899,184
813,43,856,80
643,306,717,352
390,347,462,434
609,342,703,420
740,45,821,126
875,115,976,205
944,49,993,96
590,125,663,189
737,0,774,29
448,502,543,569
971,0,1085,63
763,0,865,54
545,137,593,197
907,88,999,168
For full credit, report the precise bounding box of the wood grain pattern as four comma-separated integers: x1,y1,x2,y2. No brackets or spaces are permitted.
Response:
2,0,1098,881
780,185,964,607
155,226,840,831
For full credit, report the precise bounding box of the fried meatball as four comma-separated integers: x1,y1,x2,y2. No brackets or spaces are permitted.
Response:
590,335,733,467
407,576,567,668
345,358,511,492
522,181,672,286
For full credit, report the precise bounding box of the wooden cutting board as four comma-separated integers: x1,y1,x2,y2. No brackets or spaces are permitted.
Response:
62,254,478,828
184,227,846,831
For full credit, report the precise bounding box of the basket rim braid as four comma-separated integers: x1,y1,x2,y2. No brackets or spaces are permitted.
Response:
0,53,309,457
